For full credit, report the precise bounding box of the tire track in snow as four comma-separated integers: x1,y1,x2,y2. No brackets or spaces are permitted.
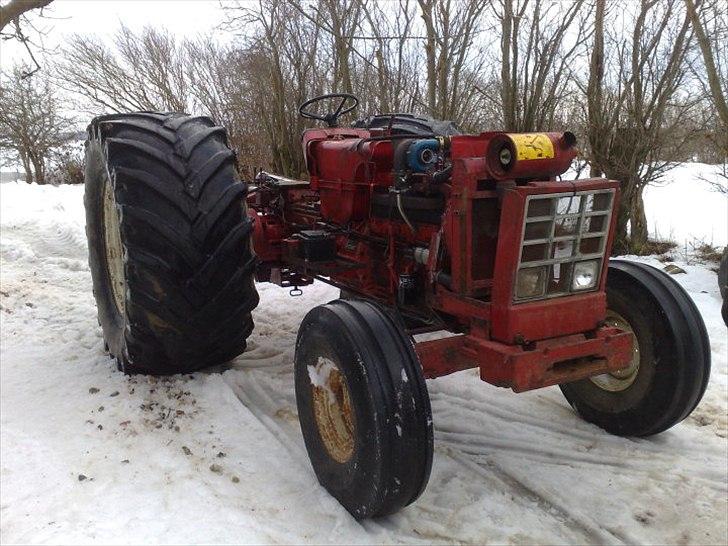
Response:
429,383,641,544
448,451,634,545
2,216,88,262
431,387,602,442
438,429,727,496
430,389,728,494
433,386,726,468
427,380,726,544
222,371,306,464
230,343,290,369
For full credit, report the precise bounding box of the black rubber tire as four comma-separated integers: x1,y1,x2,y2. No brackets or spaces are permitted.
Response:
560,260,710,437
294,299,433,519
84,112,259,375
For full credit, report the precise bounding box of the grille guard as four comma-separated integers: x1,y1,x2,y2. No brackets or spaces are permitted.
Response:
515,188,615,301
489,179,621,344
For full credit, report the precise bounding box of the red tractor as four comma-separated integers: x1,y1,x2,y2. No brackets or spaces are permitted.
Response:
84,94,710,519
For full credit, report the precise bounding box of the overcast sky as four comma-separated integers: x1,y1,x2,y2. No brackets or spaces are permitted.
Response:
1,0,228,68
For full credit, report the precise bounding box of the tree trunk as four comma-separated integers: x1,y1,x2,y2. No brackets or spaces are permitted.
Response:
613,198,630,255
500,0,514,130
374,47,388,111
265,26,293,177
30,151,45,184
19,148,33,184
435,6,450,119
684,0,728,132
587,0,605,179
418,0,438,116
22,164,33,184
629,187,649,251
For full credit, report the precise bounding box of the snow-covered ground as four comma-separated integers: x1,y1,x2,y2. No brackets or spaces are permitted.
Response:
643,162,727,248
1,169,726,545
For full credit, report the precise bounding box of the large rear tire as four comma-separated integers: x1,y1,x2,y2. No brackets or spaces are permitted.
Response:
294,299,433,519
84,112,259,375
560,260,710,436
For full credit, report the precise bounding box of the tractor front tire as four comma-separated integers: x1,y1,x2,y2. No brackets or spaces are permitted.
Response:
84,112,259,375
294,299,433,519
560,260,710,436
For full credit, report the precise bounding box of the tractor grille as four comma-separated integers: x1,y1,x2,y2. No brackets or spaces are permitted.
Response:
514,189,615,302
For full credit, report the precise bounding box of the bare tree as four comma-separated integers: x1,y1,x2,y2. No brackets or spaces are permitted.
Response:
685,0,728,131
584,0,698,252
1,0,54,77
358,0,424,114
417,0,490,120
50,0,716,216
587,0,606,177
54,25,191,113
291,0,364,94
0,65,74,184
184,40,268,178
494,0,589,132
223,0,325,176
684,0,727,170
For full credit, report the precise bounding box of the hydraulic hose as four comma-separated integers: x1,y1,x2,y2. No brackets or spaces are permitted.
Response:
396,191,416,234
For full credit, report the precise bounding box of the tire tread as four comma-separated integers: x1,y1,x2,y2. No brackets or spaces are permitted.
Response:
86,111,258,375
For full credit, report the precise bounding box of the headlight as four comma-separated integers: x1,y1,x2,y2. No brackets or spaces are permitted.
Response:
572,260,599,290
516,267,547,299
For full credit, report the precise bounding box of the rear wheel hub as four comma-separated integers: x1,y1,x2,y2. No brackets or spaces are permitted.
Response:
102,177,125,315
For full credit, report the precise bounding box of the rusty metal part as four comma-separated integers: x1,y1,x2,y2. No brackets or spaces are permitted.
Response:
589,310,640,392
415,324,634,392
311,359,355,463
102,176,125,315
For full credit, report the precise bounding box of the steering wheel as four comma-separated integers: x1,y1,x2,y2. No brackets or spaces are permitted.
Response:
299,93,359,127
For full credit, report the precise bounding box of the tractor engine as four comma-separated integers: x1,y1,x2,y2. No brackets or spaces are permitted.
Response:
248,106,632,393
250,121,580,313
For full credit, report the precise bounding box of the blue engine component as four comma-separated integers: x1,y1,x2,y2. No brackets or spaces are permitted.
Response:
406,139,440,173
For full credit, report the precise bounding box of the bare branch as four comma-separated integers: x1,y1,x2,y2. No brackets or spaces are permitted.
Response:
0,0,52,32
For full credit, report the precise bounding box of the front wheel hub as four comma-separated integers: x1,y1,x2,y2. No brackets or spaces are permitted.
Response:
590,310,640,392
309,356,355,464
